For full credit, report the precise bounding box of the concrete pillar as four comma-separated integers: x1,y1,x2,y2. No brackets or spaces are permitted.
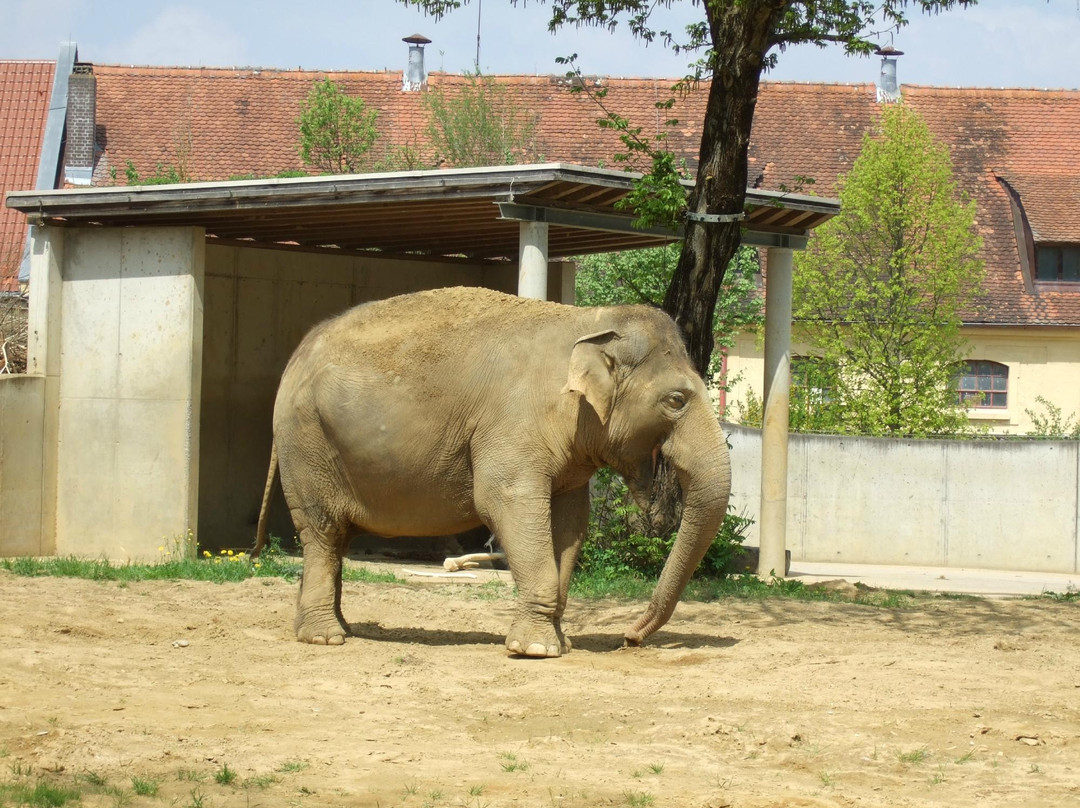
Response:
518,221,549,300
758,246,794,578
26,225,64,378
53,226,205,561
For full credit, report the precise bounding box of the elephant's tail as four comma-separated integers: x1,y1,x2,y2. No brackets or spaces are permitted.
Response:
253,442,278,558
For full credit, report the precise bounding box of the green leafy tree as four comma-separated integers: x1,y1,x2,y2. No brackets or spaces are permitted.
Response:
424,72,541,167
297,78,379,173
791,103,983,436
399,0,977,377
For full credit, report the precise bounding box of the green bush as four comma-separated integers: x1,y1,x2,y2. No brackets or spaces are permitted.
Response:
580,468,750,580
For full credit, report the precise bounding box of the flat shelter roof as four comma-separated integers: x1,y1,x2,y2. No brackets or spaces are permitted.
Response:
6,163,838,261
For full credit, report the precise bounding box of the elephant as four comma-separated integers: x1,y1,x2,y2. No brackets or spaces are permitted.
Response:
254,286,731,657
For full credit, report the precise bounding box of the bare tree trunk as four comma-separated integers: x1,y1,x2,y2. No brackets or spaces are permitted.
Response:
650,2,788,536
664,1,788,377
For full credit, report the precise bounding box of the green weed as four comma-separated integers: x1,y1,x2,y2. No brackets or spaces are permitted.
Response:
214,763,237,785
278,760,310,773
622,791,655,808
499,752,529,773
131,775,160,796
244,773,278,789
898,746,930,765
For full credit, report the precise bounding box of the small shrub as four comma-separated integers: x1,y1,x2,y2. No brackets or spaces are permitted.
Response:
580,468,749,580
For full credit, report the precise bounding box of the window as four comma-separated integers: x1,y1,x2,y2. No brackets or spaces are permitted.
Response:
954,360,1008,409
1035,245,1080,282
790,356,836,429
792,356,834,403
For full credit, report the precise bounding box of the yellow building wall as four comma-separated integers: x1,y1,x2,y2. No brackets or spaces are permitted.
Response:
722,325,1080,435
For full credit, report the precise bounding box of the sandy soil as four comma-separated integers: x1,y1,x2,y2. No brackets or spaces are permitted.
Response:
2,565,1078,807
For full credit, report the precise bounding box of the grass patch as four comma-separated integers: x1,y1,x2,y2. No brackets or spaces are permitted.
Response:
898,746,931,765
277,760,310,774
0,779,81,807
498,752,529,773
4,535,1065,611
130,775,159,797
0,535,398,587
214,763,237,786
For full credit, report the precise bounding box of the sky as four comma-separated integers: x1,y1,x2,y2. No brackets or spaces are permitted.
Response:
2,1,1079,90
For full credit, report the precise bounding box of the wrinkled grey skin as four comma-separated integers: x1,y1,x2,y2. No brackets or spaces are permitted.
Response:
255,287,731,657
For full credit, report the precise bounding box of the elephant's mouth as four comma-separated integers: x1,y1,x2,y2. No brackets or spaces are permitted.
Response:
623,443,663,509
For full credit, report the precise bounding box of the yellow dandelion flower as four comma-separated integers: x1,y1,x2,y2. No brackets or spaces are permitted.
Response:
203,550,211,558
227,549,234,556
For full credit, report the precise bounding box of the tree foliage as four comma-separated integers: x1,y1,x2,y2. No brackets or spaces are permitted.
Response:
423,72,541,167
790,103,983,436
400,1,977,374
297,78,379,173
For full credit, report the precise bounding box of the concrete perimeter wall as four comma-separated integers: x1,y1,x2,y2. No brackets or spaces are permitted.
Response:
726,424,1080,574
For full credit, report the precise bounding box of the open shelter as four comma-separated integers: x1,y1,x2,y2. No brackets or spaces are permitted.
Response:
3,163,837,565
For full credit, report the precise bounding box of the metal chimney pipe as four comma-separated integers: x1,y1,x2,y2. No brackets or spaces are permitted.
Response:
875,45,904,103
403,33,432,91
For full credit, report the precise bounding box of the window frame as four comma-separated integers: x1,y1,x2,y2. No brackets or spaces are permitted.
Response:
954,360,1009,410
1034,244,1080,283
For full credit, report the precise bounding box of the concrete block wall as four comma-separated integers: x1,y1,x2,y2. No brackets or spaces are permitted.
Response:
726,423,1080,574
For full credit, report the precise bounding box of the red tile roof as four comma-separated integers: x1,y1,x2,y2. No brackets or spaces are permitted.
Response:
77,66,1080,326
0,60,55,292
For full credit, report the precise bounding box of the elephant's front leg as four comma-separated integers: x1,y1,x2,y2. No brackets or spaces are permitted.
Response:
478,477,564,658
551,486,589,654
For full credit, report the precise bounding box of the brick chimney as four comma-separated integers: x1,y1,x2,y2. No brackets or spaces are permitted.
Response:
64,62,96,185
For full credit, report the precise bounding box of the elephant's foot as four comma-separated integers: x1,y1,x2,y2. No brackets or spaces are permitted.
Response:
505,614,567,658
295,611,350,646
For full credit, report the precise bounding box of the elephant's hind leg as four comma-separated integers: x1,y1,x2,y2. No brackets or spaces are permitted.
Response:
293,508,351,646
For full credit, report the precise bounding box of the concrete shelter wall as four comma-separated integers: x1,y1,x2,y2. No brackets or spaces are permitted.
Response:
53,226,204,561
198,244,576,548
726,424,1080,573
0,376,47,556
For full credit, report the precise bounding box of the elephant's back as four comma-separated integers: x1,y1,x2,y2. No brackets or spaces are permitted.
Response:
299,286,577,373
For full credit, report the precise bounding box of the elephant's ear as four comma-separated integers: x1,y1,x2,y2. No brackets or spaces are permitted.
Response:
561,330,620,424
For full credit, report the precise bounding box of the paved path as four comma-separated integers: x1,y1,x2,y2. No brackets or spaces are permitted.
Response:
789,560,1079,597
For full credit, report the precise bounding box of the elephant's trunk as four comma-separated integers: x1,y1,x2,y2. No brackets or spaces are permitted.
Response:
624,401,731,645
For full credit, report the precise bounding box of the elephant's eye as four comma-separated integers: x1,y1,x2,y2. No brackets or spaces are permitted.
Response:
662,391,687,411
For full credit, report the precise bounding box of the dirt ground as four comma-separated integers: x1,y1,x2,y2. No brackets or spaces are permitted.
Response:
2,565,1078,808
